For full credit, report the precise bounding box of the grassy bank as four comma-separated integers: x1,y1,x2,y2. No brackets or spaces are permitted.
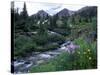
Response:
30,37,97,73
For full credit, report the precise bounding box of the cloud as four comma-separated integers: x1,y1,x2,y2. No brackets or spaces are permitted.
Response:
14,1,86,16
44,4,62,15
51,5,62,10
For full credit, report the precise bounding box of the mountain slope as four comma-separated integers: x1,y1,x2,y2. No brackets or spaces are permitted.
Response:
74,6,97,18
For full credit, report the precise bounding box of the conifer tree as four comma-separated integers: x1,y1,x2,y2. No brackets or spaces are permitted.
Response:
20,2,28,20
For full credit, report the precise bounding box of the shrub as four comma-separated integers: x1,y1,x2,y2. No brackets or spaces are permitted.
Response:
14,33,65,57
32,34,48,45
48,34,65,43
74,37,97,69
35,43,59,52
30,62,56,72
44,43,59,50
14,35,37,57
32,33,65,45
91,17,97,31
53,28,71,36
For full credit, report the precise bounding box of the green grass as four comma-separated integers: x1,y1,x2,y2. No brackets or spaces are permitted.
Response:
30,37,97,73
30,52,71,73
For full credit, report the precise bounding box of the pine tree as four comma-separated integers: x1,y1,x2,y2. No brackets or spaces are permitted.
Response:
20,2,28,20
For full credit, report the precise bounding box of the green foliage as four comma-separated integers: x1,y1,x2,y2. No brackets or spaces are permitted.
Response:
45,43,59,50
32,33,65,45
32,34,48,45
30,52,70,72
30,37,97,72
74,37,97,69
37,21,48,35
53,28,71,36
48,34,65,43
14,33,65,57
53,18,71,36
20,2,28,20
35,43,59,52
91,17,97,31
30,63,56,72
14,35,37,57
15,19,28,32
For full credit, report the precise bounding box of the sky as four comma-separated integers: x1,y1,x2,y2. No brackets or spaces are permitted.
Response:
14,1,87,16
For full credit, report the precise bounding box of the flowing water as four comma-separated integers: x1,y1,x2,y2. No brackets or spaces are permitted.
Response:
12,41,77,73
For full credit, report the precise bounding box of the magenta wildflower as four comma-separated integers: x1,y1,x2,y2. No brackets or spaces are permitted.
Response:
66,42,80,54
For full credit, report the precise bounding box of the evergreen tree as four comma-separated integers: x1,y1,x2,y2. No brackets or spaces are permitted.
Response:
14,8,20,21
20,2,28,20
